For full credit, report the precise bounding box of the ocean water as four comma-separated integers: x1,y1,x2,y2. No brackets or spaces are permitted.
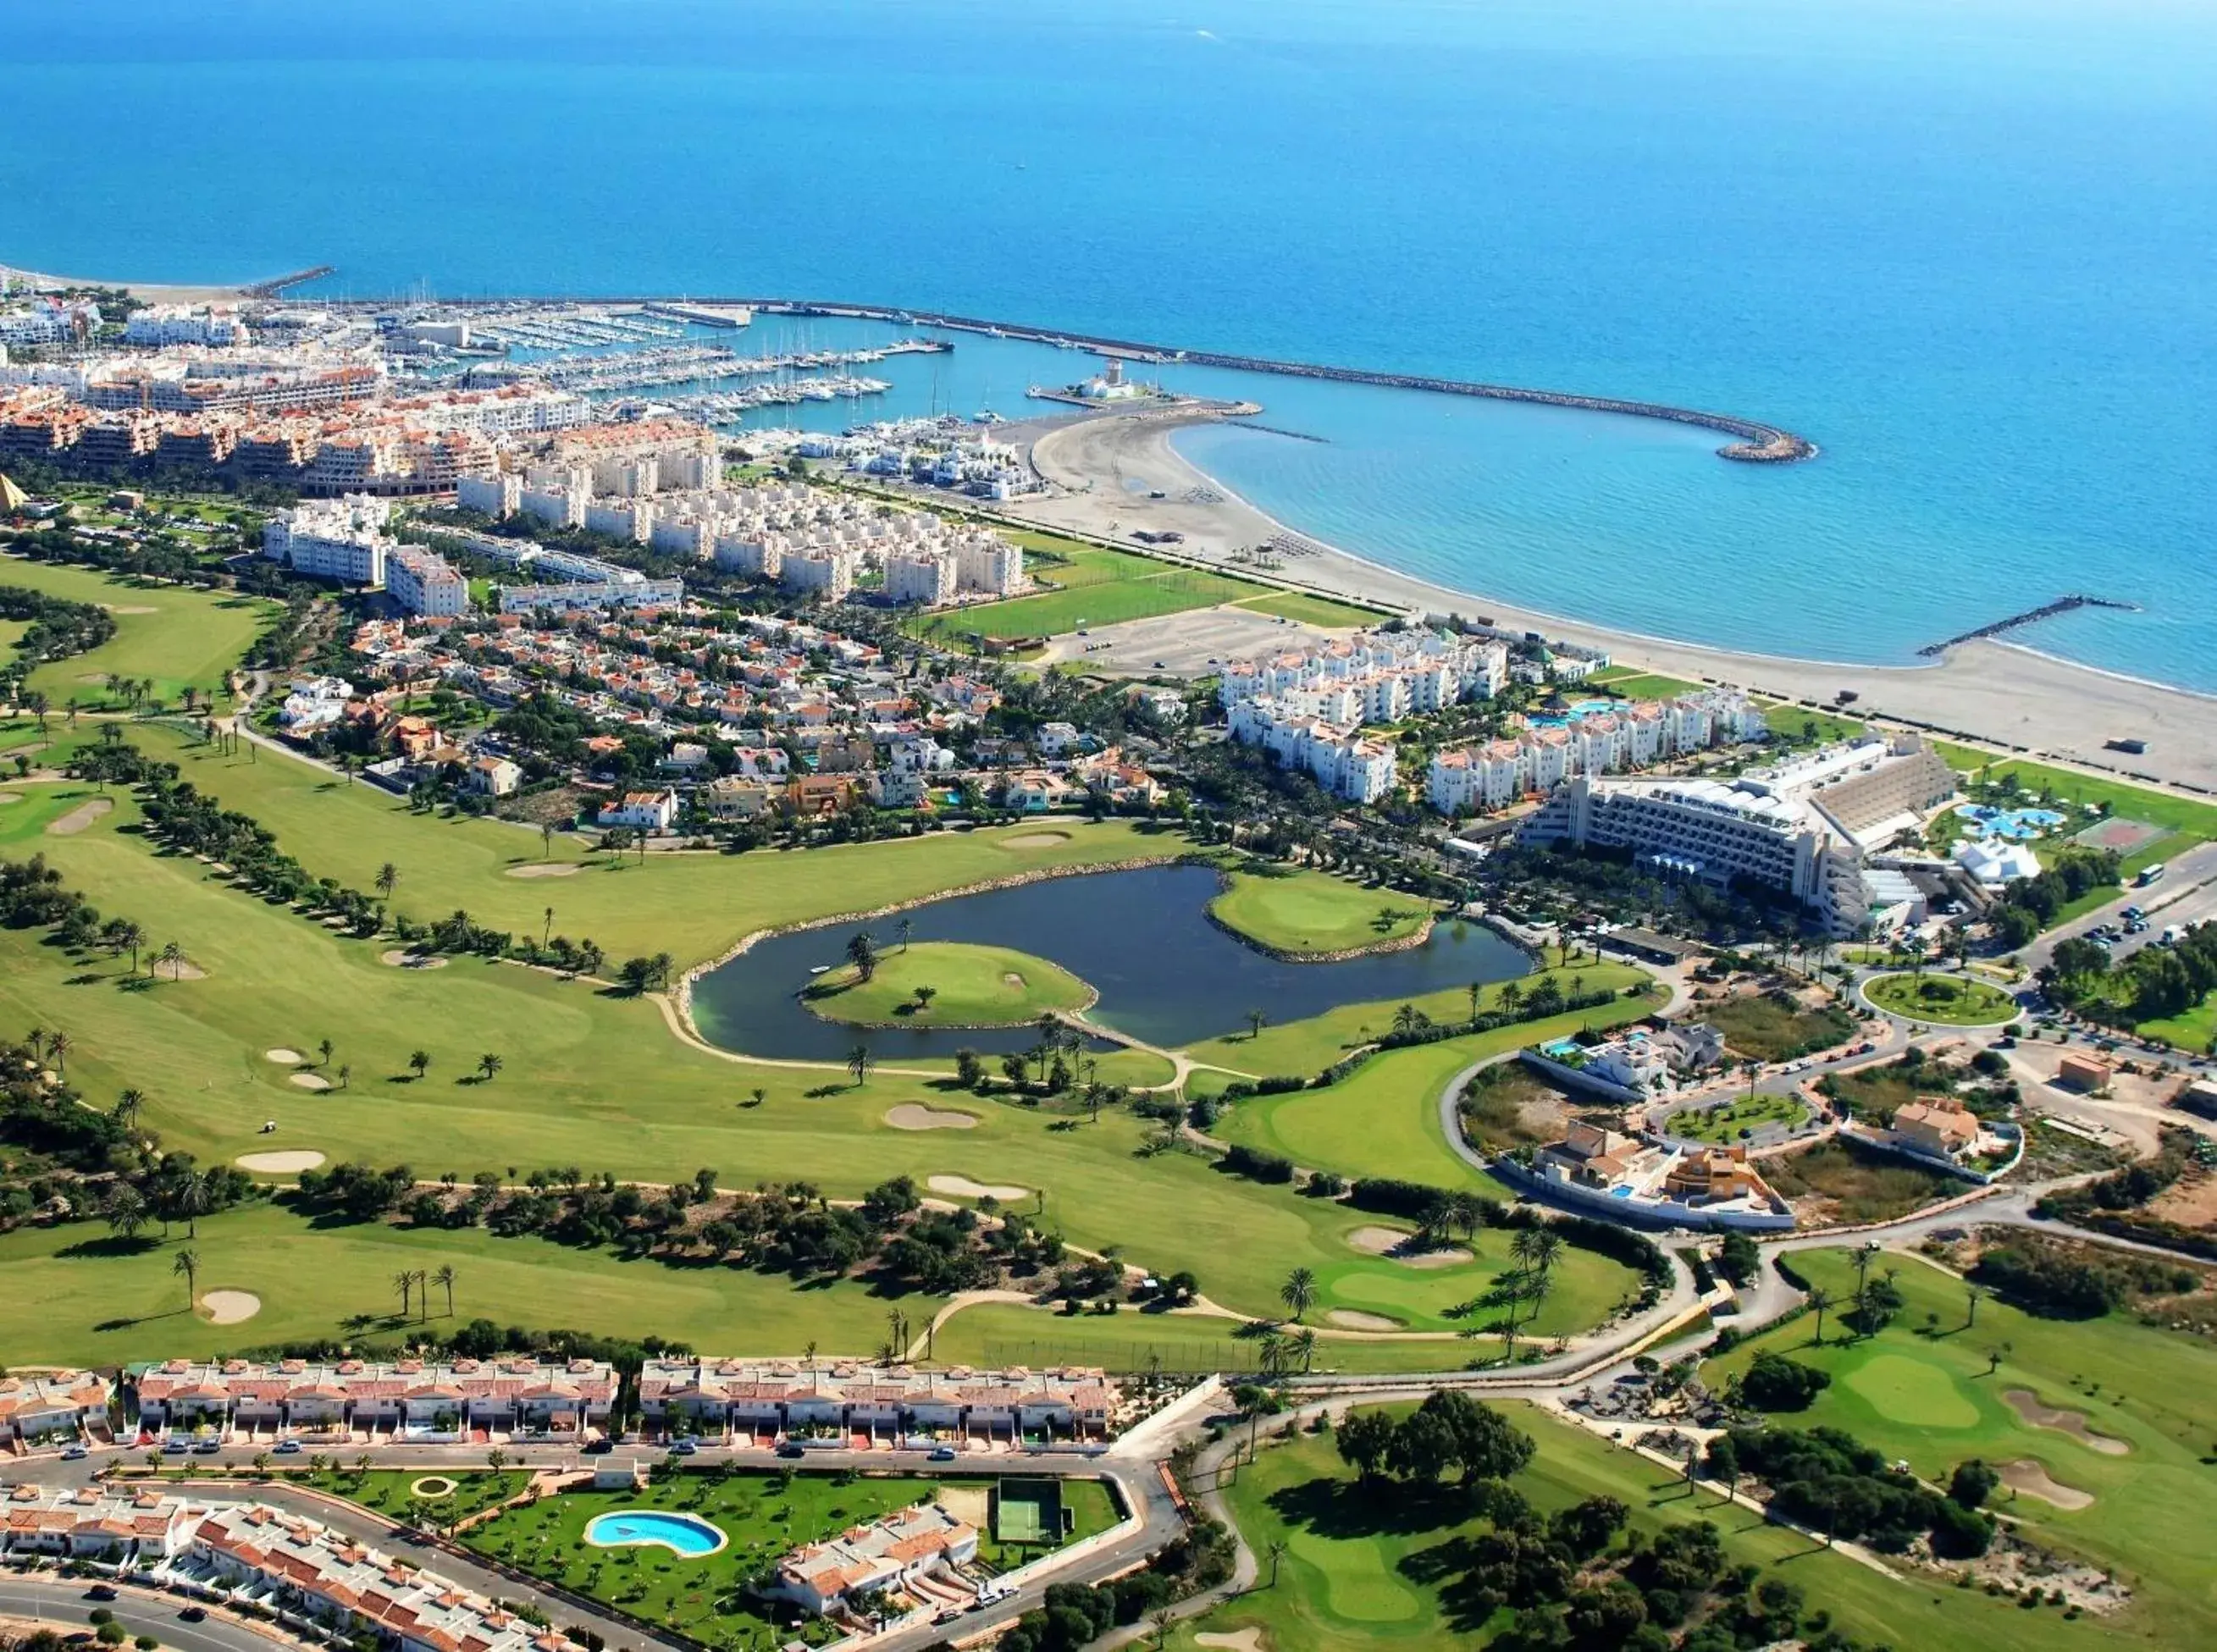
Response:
3,0,2213,686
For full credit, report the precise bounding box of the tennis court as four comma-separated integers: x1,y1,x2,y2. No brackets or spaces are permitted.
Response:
990,1476,1064,1545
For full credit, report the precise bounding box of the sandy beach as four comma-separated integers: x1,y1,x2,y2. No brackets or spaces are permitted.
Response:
1013,412,2217,796
0,263,255,304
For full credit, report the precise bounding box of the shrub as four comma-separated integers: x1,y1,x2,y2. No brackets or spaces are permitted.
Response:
1739,1351,1832,1412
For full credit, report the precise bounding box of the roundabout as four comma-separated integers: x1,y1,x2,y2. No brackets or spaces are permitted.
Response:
1859,970,2018,1026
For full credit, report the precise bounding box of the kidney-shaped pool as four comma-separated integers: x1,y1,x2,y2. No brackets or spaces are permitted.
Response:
583,1509,727,1557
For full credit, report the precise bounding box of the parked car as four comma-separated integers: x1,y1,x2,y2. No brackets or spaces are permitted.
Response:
928,1445,958,1461
192,1438,222,1454
61,1445,88,1461
274,1439,301,1455
776,1443,807,1460
671,1439,699,1456
583,1438,615,1455
86,1586,119,1602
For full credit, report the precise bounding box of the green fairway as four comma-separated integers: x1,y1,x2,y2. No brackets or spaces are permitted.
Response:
801,941,1091,1026
1175,1398,2106,1652
103,721,1174,966
0,554,275,710
926,1302,1471,1377
1705,1248,2217,1645
1230,589,1390,627
1183,962,1652,1084
1862,970,2018,1025
908,544,1263,642
0,1202,923,1368
1207,866,1429,956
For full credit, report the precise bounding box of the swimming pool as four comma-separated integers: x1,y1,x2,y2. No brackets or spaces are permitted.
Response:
583,1510,727,1557
1954,804,2066,841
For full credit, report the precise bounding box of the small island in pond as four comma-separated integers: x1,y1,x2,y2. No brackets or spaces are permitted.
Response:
800,940,1092,1027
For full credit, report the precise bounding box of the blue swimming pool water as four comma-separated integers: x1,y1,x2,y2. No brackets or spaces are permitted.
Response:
583,1511,726,1558
1954,804,2068,840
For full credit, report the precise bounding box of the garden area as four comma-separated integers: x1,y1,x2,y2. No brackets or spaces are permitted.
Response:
291,1465,528,1526
1663,1091,1810,1144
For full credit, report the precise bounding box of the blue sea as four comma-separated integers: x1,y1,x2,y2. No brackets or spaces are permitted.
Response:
4,0,2214,686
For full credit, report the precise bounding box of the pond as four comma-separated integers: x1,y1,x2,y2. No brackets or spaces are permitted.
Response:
583,1509,727,1557
689,864,1529,1062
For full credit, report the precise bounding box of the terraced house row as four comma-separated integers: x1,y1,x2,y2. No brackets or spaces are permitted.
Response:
636,1359,1119,1442
129,1356,616,1441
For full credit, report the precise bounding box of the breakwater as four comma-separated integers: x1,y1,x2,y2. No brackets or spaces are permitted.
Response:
301,287,1816,464
1919,594,2139,657
244,264,335,298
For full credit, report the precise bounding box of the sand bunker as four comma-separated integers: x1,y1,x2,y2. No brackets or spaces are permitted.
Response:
380,949,449,970
102,605,159,615
154,958,207,981
1345,1225,1472,1268
0,793,21,804
1327,1309,1403,1331
410,1476,458,1499
506,863,581,878
929,1174,1029,1202
2004,1390,2131,1456
885,1104,978,1130
1999,1458,2094,1510
46,797,113,836
1196,1633,1267,1652
235,1151,327,1174
264,1048,303,1065
1002,832,1071,848
201,1290,261,1325
289,1072,333,1091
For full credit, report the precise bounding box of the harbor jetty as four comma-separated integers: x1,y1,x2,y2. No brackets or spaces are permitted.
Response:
242,264,335,298
1919,594,2139,657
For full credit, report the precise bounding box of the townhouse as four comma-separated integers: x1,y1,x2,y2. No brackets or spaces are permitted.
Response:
771,1503,979,1618
1,1484,198,1562
0,1369,113,1448
130,1356,616,1441
634,1359,1118,1444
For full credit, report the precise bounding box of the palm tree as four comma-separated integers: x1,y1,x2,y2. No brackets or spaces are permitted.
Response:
543,905,556,948
434,1264,456,1317
337,1063,352,1091
113,921,144,975
1266,1539,1290,1588
409,1050,431,1080
1808,1285,1834,1346
1247,1008,1268,1041
392,1271,414,1319
1292,1327,1319,1374
375,863,399,901
115,1088,147,1131
486,1447,508,1472
847,1043,874,1087
318,1037,334,1069
845,929,879,981
173,1247,201,1314
1280,1267,1318,1323
1852,1240,1882,1327
413,1268,431,1323
46,1028,70,1079
897,916,913,953
102,1182,148,1240
157,941,185,981
477,1053,503,1082
578,941,603,979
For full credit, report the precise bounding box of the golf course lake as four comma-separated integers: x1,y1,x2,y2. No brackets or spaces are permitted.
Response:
690,864,1529,1061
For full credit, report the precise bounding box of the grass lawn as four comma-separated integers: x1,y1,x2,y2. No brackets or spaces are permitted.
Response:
1760,700,1867,744
291,1467,530,1524
1863,970,2018,1025
0,1202,925,1368
0,553,275,711
1584,668,1700,699
1174,1398,2103,1652
907,545,1263,643
926,1303,1474,1377
1664,1091,1810,1143
106,720,1175,967
1762,1140,1960,1223
1207,865,1429,956
2138,994,2217,1053
1186,962,1654,1083
800,942,1090,1027
1705,1249,2217,1647
1230,590,1390,627
1703,993,1859,1060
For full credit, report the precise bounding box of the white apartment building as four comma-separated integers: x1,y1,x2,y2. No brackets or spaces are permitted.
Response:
457,472,521,517
263,494,391,586
583,497,654,544
385,544,467,617
496,577,684,615
885,548,959,606
782,548,854,600
124,305,246,347
1425,688,1771,816
1219,629,1508,716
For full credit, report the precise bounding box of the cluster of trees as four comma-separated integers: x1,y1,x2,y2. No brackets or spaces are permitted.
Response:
1335,1390,1538,1485
951,1020,1123,1103
1346,1177,1672,1307
1988,846,2121,948
2043,909,2217,1031
1733,1351,1832,1412
0,584,118,678
2031,1127,2208,1260
1974,1230,2200,1319
1708,1424,1993,1556
0,849,185,984
974,1512,1236,1652
285,1163,1070,1293
3,506,262,584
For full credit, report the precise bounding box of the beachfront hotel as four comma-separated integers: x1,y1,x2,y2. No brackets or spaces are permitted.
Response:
1517,734,1958,933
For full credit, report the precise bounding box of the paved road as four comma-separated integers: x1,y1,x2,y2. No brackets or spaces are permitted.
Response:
2016,840,2217,974
0,1579,274,1652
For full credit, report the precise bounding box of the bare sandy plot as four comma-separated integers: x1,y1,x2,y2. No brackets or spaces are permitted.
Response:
288,1072,333,1092
1001,832,1072,848
2004,1389,2131,1455
885,1104,978,1130
102,605,159,615
1327,1309,1403,1331
380,949,450,970
264,1047,303,1065
46,797,113,836
506,863,582,878
1196,1633,1267,1652
1999,1458,2094,1510
154,958,207,981
929,1174,1030,1202
235,1151,327,1174
201,1290,261,1325
937,1483,991,1528
0,793,21,804
1345,1225,1473,1267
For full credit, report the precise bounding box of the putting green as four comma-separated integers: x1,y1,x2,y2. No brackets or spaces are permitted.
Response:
1839,1351,1982,1428
802,941,1090,1026
1208,867,1429,956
